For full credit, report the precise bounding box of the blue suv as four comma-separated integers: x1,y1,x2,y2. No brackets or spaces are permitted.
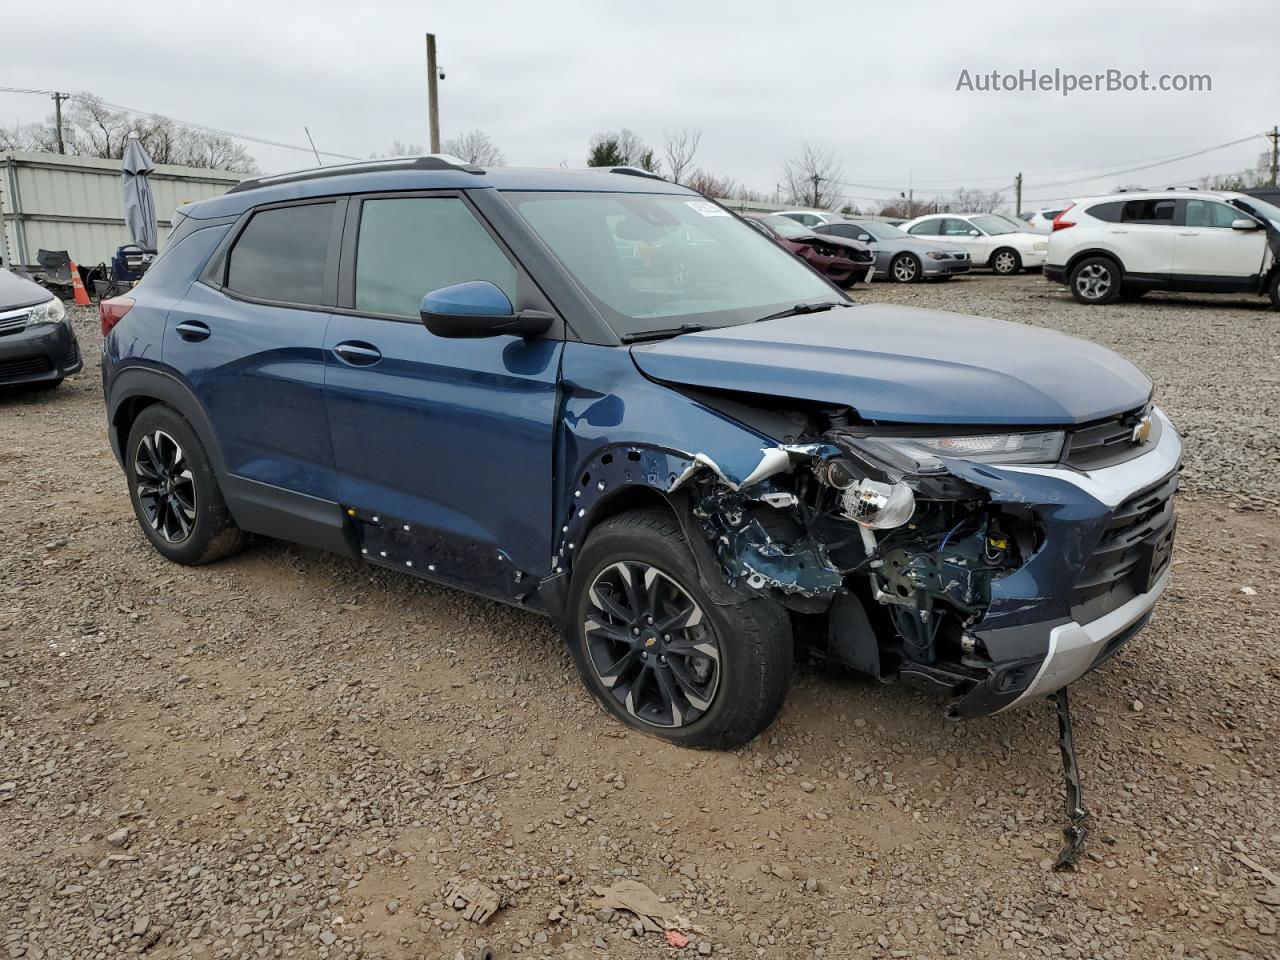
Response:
101,157,1180,748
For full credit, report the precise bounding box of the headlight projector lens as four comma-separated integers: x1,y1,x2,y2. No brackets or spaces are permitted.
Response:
841,479,916,529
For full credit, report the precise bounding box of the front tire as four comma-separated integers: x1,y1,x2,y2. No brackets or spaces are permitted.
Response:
125,404,246,565
1269,272,1280,310
565,509,793,749
1069,256,1122,304
890,253,921,283
991,248,1021,275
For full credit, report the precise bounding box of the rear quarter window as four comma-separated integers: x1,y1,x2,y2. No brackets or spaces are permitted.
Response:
1085,201,1124,223
224,202,335,305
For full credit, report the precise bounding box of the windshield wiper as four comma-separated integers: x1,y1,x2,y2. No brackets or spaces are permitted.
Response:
620,323,708,344
753,300,846,323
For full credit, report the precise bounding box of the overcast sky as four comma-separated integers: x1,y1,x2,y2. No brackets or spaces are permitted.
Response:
5,0,1278,211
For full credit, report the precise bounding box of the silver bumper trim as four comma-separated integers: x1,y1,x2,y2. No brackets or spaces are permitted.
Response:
1001,563,1171,711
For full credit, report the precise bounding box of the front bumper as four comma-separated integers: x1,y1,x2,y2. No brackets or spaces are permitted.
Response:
0,320,82,385
1019,250,1048,269
921,257,971,276
946,408,1182,718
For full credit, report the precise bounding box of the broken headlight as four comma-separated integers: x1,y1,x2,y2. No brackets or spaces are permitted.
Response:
849,430,1065,475
841,478,915,529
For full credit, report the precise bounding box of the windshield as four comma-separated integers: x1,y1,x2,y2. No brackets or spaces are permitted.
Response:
970,214,1018,235
761,216,810,238
507,192,835,337
857,221,906,240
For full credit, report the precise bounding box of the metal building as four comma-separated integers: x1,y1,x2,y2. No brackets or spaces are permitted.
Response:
1,151,246,269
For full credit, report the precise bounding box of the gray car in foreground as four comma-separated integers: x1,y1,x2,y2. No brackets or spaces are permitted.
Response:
817,220,971,283
0,268,82,389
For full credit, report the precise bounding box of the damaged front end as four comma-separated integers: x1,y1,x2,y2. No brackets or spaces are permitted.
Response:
646,402,1180,720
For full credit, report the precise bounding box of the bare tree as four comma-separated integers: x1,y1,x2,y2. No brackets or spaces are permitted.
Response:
662,128,702,184
442,129,505,166
0,94,257,172
781,142,845,209
945,187,1004,213
686,168,737,198
370,140,426,158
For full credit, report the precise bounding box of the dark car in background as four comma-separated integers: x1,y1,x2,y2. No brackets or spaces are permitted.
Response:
744,214,874,287
816,220,971,283
101,159,1179,749
0,267,82,389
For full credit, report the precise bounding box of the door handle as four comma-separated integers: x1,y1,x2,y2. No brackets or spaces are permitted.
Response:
1178,231,1198,236
333,341,382,366
174,320,211,342
1106,229,1129,235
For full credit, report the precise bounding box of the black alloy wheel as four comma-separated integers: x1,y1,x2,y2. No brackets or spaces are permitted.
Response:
134,429,198,543
583,560,721,728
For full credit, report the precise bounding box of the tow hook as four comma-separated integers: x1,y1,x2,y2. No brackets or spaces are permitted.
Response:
1051,686,1090,870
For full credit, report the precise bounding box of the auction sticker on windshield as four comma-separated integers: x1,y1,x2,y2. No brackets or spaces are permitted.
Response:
685,201,729,217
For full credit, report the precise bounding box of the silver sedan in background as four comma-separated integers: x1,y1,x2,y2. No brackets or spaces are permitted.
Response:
815,220,972,283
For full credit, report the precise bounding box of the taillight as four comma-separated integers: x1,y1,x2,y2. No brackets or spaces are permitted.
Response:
99,296,135,336
1051,204,1076,231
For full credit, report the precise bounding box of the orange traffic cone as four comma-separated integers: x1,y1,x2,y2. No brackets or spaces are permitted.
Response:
69,261,92,306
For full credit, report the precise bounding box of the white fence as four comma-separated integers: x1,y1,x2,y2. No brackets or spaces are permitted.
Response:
1,151,246,269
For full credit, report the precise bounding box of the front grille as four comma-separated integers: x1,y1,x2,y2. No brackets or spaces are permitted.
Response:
0,355,55,380
1070,469,1178,623
0,310,30,336
1064,405,1153,470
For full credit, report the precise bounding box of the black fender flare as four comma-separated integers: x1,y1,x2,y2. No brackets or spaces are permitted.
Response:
106,366,229,479
542,443,752,620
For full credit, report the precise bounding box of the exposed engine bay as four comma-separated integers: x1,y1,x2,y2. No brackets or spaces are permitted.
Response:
664,393,1048,711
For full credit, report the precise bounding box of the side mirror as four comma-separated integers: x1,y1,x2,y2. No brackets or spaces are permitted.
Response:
419,280,553,339
968,229,981,237
1231,218,1260,230
858,234,873,243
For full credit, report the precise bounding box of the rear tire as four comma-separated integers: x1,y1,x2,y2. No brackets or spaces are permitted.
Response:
1269,272,1280,310
1069,256,1122,304
890,253,921,283
991,248,1021,275
125,404,246,565
564,509,793,749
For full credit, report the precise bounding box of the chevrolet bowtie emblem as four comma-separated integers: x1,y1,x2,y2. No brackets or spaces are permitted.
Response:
1131,415,1152,445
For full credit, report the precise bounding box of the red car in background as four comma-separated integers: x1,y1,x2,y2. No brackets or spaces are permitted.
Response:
745,214,875,287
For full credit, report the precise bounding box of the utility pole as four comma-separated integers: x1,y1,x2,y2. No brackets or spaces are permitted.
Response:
1270,126,1279,188
51,92,70,156
1015,171,1023,217
425,33,441,154
809,173,823,208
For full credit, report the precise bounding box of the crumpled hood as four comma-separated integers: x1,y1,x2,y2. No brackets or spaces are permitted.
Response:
629,304,1152,425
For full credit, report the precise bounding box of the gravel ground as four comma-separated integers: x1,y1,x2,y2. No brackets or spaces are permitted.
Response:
1,283,1277,960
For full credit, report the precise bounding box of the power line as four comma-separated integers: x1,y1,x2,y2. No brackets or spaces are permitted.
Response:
0,85,360,161
825,133,1263,194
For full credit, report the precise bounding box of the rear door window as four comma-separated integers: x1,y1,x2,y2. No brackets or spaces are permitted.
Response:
225,202,335,305
354,197,518,319
1120,199,1177,225
908,219,941,236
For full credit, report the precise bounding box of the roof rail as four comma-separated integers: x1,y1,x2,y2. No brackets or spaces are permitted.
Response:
227,154,485,194
607,166,667,181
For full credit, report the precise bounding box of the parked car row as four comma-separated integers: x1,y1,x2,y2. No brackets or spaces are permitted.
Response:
766,208,1048,282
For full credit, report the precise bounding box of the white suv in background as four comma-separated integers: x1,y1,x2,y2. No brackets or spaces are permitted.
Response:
1044,190,1280,306
898,213,1049,274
